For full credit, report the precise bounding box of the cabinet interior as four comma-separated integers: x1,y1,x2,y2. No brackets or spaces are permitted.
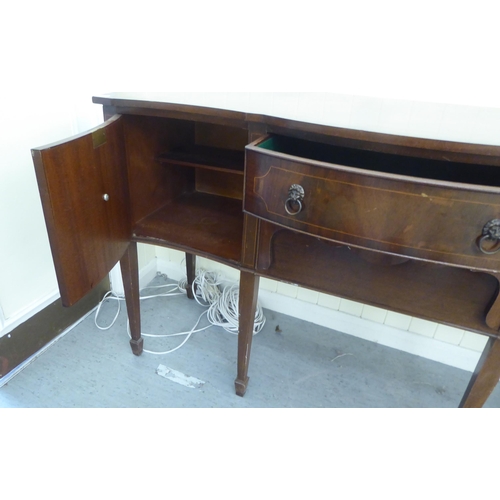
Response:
123,115,247,265
259,135,500,187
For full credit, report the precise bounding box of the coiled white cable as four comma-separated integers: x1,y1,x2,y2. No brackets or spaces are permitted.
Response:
207,283,266,335
94,270,266,355
191,271,266,335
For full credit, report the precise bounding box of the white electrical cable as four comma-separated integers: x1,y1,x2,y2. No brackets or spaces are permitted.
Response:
128,309,212,356
94,271,266,355
94,291,122,331
94,282,182,331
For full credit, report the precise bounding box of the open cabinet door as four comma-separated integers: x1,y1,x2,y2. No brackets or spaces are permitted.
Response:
32,115,131,306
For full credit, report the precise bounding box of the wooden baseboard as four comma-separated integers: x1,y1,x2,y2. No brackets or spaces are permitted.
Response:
0,278,109,379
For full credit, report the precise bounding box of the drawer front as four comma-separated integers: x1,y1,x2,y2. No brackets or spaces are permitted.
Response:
245,143,500,272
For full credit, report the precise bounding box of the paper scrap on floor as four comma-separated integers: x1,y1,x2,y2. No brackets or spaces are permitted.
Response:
156,365,205,389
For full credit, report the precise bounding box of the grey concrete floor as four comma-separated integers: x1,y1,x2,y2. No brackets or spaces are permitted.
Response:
2,275,500,408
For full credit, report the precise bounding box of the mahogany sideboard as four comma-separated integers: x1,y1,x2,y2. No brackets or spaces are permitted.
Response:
32,94,500,407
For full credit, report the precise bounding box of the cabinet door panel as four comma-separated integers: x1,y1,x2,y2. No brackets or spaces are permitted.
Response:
32,115,130,306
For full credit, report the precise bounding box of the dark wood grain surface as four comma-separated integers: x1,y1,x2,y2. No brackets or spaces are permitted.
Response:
32,95,500,406
132,192,243,266
259,227,499,337
245,144,500,272
32,115,130,306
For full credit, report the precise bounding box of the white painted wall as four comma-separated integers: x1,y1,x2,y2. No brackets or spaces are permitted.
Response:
0,90,103,335
0,91,69,325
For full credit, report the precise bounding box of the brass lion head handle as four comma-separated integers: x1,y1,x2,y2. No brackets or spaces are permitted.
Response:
285,184,305,216
479,219,500,255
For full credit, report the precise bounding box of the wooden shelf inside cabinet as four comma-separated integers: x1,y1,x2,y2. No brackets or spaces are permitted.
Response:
157,146,245,175
263,230,500,338
132,192,243,265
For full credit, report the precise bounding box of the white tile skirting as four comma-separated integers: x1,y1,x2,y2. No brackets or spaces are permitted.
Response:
151,255,481,373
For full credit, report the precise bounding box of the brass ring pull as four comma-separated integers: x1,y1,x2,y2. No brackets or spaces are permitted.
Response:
285,184,305,216
479,219,500,255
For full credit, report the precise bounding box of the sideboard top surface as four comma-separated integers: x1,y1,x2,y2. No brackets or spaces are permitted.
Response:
92,93,500,166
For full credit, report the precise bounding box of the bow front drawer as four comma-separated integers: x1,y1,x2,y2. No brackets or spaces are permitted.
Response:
244,134,500,272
